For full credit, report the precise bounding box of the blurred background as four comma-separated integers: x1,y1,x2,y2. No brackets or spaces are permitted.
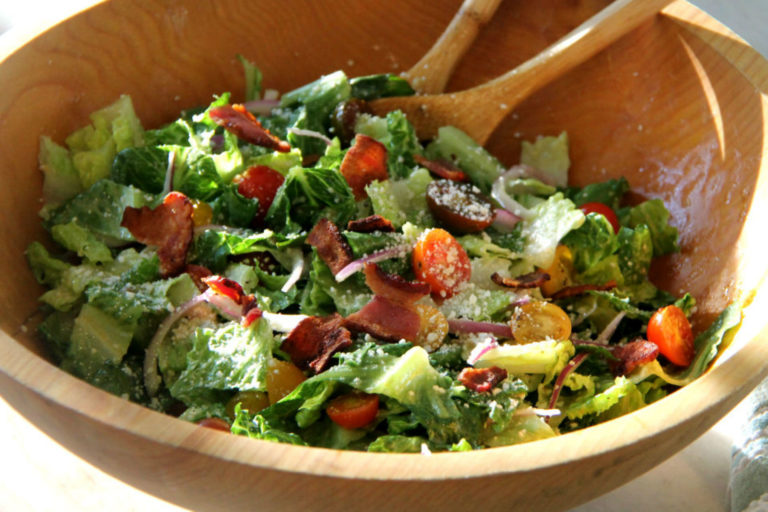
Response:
1,1,766,511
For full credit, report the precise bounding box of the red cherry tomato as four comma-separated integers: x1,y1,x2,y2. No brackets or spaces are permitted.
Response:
233,165,285,224
196,417,231,432
326,392,380,429
412,228,472,301
579,202,620,234
647,305,695,367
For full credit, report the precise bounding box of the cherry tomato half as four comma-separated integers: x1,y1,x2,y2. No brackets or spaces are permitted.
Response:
266,359,306,404
647,305,694,367
326,392,380,430
233,165,285,224
196,417,231,432
579,202,620,234
510,300,572,343
412,228,471,301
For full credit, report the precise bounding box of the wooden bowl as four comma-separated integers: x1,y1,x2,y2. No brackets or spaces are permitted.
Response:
1,1,767,510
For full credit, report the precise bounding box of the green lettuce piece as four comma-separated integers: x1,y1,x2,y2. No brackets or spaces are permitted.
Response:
438,283,512,322
110,146,168,194
618,199,679,256
51,221,113,264
519,192,584,269
474,340,575,383
231,406,308,446
368,435,425,453
424,126,504,193
38,248,159,311
210,183,259,228
237,54,263,102
39,136,83,211
616,225,653,285
483,414,556,447
266,166,356,234
66,95,144,188
189,228,290,273
349,74,415,100
366,180,407,227
46,179,158,246
565,376,636,420
300,252,371,317
562,213,618,273
170,319,275,406
520,132,570,187
564,177,629,211
67,303,135,376
26,242,71,287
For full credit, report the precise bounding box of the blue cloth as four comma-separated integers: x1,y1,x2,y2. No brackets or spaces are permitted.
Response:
731,377,768,511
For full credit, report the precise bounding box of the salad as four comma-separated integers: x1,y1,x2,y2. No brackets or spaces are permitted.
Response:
26,60,740,453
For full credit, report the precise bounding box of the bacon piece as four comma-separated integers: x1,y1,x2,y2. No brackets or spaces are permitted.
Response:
414,154,468,182
344,295,421,343
339,134,388,200
121,192,194,277
209,104,290,153
458,366,508,393
185,264,213,291
491,271,551,289
611,339,659,375
282,313,352,373
363,263,429,304
549,280,618,300
347,214,395,233
307,218,353,275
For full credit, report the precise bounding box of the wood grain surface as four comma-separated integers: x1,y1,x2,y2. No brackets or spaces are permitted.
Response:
1,1,767,511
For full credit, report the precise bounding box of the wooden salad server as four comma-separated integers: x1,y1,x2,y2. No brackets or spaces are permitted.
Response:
371,0,676,143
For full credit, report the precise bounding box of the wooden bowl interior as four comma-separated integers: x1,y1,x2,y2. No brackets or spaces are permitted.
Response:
1,1,767,511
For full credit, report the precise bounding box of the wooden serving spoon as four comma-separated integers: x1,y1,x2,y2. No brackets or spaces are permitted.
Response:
371,0,676,144
403,0,503,94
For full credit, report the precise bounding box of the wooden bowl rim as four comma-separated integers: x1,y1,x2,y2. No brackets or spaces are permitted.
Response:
1,0,767,481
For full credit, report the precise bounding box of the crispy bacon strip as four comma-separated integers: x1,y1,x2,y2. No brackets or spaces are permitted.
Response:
185,264,213,291
282,313,352,373
491,271,551,289
363,263,429,304
340,134,389,200
611,339,659,376
344,295,421,343
458,366,508,393
347,214,395,233
550,280,618,300
307,218,354,275
209,104,290,153
413,154,468,182
121,192,194,277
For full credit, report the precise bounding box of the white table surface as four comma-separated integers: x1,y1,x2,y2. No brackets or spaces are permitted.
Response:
2,1,767,511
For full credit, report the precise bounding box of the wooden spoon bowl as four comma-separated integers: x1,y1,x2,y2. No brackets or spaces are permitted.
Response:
1,1,767,511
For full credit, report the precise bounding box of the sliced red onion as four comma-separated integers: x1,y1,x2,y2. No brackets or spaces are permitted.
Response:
491,172,532,219
162,150,177,196
449,318,512,339
334,243,412,282
547,352,589,412
595,312,626,345
288,127,332,146
144,292,208,396
491,208,522,232
204,290,245,320
466,336,500,365
280,249,305,293
210,133,225,153
262,312,308,333
508,295,533,310
243,98,280,116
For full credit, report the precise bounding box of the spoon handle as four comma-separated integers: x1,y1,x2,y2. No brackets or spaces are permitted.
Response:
403,0,503,94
